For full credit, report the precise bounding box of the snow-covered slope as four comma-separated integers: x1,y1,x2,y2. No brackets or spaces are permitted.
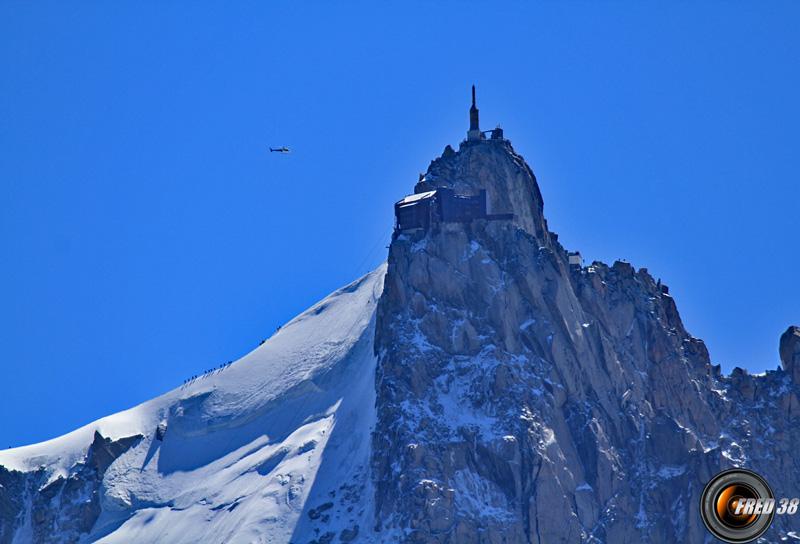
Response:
0,265,385,544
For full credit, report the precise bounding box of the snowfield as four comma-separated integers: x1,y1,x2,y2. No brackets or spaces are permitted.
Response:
0,264,386,544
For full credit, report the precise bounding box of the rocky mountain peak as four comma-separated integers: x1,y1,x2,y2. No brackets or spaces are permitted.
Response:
373,111,800,541
780,325,800,382
414,136,550,243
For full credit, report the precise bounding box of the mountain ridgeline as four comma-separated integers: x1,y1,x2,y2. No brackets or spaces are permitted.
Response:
1,106,798,543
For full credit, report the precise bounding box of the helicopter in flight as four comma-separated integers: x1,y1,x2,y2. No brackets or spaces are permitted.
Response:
269,146,290,154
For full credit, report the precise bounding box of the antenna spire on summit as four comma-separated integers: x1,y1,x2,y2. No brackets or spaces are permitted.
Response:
467,85,483,141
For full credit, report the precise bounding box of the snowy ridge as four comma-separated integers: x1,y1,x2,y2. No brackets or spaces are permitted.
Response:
0,264,386,543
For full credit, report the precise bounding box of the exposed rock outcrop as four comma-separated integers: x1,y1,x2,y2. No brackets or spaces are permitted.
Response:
780,325,800,383
0,432,141,544
372,137,799,542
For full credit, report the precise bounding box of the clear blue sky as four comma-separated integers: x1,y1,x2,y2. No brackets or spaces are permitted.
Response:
1,2,798,448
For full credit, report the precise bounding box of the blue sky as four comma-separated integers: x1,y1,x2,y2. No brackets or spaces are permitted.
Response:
1,2,798,448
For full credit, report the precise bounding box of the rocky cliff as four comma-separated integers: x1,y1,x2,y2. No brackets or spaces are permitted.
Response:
372,136,800,543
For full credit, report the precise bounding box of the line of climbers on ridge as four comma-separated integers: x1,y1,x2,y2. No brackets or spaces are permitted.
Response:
179,329,281,389
181,360,234,388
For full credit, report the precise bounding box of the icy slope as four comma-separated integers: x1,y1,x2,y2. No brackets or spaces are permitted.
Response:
0,264,385,544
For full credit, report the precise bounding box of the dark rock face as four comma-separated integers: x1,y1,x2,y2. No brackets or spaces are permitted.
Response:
0,432,141,544
372,139,800,542
780,326,800,383
0,468,25,544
